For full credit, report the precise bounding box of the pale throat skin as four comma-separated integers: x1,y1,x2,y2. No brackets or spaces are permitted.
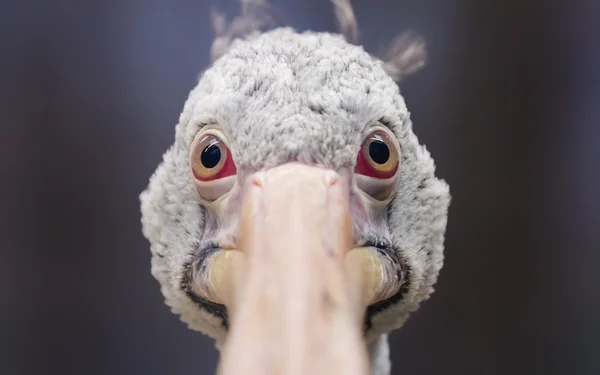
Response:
140,27,450,375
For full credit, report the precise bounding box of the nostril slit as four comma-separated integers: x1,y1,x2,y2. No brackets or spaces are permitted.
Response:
324,173,340,187
249,170,270,188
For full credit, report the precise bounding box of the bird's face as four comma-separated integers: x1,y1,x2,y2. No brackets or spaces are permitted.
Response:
141,28,449,374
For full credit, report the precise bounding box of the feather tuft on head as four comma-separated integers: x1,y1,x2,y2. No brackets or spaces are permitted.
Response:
379,30,427,81
330,0,359,43
209,0,281,63
209,0,426,81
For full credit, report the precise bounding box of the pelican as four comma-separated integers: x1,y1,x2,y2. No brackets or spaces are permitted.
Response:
140,1,450,374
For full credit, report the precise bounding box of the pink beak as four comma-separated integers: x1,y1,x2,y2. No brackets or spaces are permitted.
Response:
212,163,385,375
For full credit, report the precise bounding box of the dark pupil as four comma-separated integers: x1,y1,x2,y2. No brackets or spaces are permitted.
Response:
369,140,390,164
201,145,221,168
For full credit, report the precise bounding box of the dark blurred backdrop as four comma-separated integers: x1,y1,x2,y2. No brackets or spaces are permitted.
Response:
1,0,598,374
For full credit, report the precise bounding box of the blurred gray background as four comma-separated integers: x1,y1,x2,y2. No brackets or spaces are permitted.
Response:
1,0,599,374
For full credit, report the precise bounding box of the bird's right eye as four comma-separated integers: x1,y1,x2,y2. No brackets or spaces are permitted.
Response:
355,130,400,179
354,127,401,201
190,133,237,181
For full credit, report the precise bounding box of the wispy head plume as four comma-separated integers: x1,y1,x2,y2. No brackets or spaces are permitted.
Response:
210,0,281,63
209,0,426,81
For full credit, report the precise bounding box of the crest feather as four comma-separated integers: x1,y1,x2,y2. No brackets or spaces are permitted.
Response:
209,0,281,63
209,0,426,81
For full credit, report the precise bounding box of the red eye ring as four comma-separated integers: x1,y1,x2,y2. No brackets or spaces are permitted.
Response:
190,133,237,181
354,130,400,179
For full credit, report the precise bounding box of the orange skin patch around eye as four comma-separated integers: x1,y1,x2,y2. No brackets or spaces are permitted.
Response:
191,135,237,181
354,131,399,179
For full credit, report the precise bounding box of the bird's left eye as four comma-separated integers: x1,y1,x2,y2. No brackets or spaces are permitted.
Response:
190,133,236,181
355,130,400,179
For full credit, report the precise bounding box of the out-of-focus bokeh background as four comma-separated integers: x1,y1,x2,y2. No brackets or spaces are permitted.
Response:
1,0,598,374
